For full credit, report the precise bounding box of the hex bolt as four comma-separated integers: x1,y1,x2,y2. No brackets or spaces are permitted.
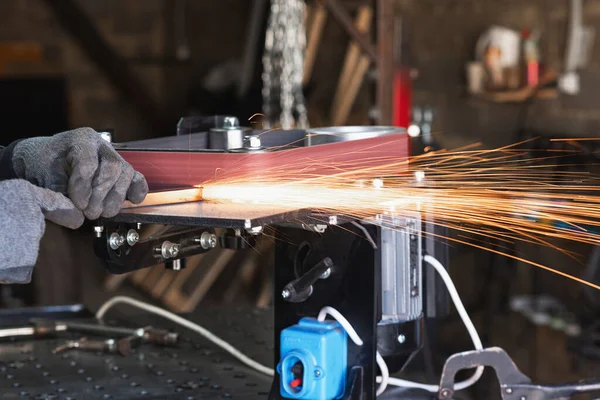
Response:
94,225,104,238
109,233,126,250
198,232,218,249
161,241,180,259
248,136,261,148
281,289,291,299
126,229,140,246
397,334,406,344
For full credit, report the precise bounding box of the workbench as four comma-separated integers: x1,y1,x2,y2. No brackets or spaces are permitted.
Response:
0,305,273,399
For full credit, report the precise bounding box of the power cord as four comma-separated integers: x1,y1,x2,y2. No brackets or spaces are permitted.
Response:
95,296,275,377
375,255,483,392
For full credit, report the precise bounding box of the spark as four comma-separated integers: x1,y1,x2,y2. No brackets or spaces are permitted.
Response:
197,138,600,290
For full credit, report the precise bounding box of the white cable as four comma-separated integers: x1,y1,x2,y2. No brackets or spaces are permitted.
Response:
375,255,484,392
318,306,388,396
317,306,364,346
95,296,274,377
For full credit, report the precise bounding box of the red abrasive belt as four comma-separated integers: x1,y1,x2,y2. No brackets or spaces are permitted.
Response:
119,134,409,190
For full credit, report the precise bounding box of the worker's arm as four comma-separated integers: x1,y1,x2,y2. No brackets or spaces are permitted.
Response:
11,128,148,219
0,179,83,283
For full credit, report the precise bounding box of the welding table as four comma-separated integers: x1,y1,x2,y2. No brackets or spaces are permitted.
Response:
0,305,275,400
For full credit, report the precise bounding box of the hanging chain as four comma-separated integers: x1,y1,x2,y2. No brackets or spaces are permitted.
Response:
262,0,308,129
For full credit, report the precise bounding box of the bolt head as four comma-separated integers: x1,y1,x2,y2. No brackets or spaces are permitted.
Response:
109,233,125,250
223,116,238,128
281,289,290,299
397,334,406,344
126,230,139,246
440,389,452,398
328,216,338,225
506,388,513,394
314,370,321,377
320,268,331,280
199,232,218,249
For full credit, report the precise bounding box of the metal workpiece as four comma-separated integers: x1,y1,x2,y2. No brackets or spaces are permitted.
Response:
307,125,406,146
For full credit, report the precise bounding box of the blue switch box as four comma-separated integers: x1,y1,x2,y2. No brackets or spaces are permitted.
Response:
277,317,348,399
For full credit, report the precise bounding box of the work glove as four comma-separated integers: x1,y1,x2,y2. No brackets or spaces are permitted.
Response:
0,179,84,284
12,128,148,220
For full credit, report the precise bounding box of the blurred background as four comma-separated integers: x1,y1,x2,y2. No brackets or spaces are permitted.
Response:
2,0,600,398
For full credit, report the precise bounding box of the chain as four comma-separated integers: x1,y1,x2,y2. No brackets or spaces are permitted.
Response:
262,0,308,129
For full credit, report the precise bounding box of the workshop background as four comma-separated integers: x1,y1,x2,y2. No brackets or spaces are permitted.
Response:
1,0,600,399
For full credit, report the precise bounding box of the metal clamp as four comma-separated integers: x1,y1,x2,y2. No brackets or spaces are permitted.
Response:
438,347,600,400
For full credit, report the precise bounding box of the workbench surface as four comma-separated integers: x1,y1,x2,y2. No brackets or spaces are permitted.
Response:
0,305,274,399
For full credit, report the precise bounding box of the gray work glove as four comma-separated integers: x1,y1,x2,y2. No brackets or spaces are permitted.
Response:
0,179,84,283
12,128,148,220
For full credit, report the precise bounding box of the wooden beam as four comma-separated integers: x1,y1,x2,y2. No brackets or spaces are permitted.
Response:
319,0,377,62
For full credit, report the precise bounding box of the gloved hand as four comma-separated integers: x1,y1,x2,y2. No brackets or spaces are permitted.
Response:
0,179,84,283
11,128,148,220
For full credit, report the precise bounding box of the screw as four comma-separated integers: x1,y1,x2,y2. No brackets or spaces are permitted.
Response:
109,233,125,250
506,388,513,394
328,216,338,225
126,229,139,246
314,370,321,378
281,289,291,299
398,334,406,344
320,268,331,280
94,225,104,238
161,241,180,259
440,389,452,398
198,232,218,249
